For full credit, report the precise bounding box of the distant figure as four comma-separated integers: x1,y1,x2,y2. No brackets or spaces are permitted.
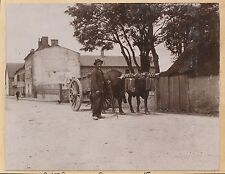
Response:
16,91,20,101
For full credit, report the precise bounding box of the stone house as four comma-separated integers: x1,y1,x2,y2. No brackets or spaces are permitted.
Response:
5,63,24,96
24,36,80,100
13,65,25,97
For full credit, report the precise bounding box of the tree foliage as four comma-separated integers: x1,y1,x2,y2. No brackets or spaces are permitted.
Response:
65,3,165,73
65,3,219,73
161,3,219,60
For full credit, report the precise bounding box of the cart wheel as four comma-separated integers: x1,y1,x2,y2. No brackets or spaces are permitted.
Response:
69,77,83,111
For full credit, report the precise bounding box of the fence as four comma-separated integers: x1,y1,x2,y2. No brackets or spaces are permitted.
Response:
157,75,219,114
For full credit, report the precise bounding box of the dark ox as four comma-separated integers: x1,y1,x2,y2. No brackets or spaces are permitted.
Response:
126,76,150,114
104,69,125,114
104,69,151,114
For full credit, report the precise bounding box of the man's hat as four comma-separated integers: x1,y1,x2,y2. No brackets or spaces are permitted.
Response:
94,58,104,65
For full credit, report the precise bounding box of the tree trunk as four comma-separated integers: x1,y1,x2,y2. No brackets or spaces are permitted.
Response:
150,46,160,73
140,54,150,72
128,65,135,73
121,51,134,73
114,33,135,73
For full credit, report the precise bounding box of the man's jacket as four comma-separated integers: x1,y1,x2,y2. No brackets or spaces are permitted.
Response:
91,68,105,93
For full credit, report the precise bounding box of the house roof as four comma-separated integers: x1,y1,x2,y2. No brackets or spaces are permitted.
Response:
6,63,24,78
160,43,196,76
160,41,219,77
24,51,34,60
24,45,80,61
79,55,141,67
15,64,25,74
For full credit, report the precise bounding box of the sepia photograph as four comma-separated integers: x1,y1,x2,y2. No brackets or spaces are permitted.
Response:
4,2,220,171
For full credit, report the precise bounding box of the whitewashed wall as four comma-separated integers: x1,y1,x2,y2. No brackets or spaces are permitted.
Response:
25,56,33,97
33,46,80,86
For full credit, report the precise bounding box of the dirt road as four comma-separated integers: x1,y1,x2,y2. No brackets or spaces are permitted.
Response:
5,98,219,170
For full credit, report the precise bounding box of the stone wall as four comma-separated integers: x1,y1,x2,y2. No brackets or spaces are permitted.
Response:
188,75,219,114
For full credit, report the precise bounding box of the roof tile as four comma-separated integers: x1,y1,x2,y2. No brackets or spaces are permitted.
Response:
80,55,141,67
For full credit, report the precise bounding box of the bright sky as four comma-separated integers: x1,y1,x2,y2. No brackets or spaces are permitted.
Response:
6,3,173,72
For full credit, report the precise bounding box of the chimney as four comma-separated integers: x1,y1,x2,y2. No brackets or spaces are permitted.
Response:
37,36,49,50
41,36,49,48
51,39,58,46
30,49,35,53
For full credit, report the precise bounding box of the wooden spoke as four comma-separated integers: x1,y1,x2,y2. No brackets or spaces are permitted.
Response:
68,77,83,111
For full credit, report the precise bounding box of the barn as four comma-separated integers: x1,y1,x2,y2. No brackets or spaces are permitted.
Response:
79,55,155,77
158,42,219,114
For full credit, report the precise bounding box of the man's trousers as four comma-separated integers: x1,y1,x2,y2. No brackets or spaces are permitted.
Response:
91,92,103,117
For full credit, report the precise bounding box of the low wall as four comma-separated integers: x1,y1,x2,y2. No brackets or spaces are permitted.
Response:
37,94,59,101
188,75,219,114
36,84,68,102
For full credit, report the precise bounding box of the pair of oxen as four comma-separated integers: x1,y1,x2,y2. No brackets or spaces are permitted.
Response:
103,69,155,115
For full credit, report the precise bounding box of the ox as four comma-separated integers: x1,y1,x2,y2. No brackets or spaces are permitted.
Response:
104,69,153,114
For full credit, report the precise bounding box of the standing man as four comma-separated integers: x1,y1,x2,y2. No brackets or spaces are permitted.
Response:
91,58,105,120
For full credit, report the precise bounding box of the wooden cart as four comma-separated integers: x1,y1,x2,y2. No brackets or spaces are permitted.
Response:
68,74,114,111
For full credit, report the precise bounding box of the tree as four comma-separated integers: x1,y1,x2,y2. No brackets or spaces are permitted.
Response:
65,3,164,73
160,3,219,60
